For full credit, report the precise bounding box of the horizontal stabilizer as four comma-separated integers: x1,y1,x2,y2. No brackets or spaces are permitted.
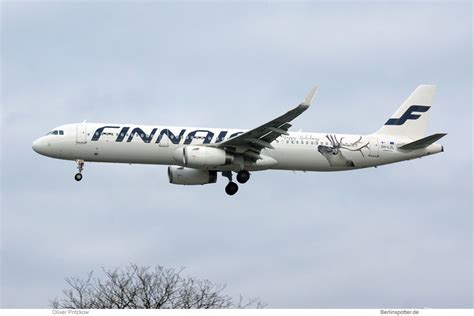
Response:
398,133,447,150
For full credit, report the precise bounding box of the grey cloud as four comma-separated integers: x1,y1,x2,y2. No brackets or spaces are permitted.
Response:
1,1,472,308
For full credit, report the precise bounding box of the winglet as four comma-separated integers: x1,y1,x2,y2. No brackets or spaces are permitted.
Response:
302,86,319,107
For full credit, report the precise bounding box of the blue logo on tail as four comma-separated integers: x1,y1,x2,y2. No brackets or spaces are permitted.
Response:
385,105,430,126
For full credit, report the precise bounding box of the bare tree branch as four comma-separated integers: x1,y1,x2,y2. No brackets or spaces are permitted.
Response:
51,264,264,309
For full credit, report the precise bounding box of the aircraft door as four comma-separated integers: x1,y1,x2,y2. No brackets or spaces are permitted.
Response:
76,123,87,143
368,137,379,157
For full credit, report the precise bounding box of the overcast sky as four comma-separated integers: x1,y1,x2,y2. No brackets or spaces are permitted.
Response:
1,1,472,308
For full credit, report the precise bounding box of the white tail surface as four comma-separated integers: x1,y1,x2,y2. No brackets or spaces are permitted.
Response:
375,85,436,139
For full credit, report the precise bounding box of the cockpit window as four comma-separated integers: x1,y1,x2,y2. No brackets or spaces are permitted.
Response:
46,130,65,136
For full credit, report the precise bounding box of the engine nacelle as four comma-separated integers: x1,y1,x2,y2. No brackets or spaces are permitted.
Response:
173,146,233,168
168,166,217,185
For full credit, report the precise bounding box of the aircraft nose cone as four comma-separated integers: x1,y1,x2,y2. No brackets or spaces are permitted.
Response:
32,139,40,153
32,138,47,155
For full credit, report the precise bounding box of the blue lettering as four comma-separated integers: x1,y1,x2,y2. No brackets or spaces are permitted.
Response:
216,131,228,143
92,126,120,141
184,130,215,145
127,127,158,143
156,129,186,145
116,127,130,142
99,126,243,145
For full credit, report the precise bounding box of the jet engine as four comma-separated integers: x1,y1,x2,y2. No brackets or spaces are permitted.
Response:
168,166,217,185
173,146,233,168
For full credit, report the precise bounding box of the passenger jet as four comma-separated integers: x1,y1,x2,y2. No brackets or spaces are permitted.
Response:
32,85,446,195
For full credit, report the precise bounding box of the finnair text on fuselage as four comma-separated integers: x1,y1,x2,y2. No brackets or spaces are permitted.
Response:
91,125,245,145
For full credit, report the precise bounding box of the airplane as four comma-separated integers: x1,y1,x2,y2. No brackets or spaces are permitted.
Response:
32,85,446,195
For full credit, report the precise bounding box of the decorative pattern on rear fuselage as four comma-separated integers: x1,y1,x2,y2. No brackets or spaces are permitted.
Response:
317,134,369,167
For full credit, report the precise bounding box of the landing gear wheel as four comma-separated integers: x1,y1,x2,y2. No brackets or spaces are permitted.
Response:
236,170,250,184
74,160,85,182
225,182,239,196
74,173,83,181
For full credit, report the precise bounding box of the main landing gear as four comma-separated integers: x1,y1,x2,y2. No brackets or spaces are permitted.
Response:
236,170,250,184
222,170,251,196
74,160,84,181
225,181,238,196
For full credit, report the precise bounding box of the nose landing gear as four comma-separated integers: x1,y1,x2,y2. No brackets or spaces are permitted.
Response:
74,160,84,181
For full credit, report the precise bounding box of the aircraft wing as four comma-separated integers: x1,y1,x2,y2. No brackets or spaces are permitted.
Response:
212,86,318,160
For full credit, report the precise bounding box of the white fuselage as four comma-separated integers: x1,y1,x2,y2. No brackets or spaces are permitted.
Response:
32,123,443,172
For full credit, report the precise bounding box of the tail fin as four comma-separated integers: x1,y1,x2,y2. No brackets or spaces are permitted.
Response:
375,85,436,139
